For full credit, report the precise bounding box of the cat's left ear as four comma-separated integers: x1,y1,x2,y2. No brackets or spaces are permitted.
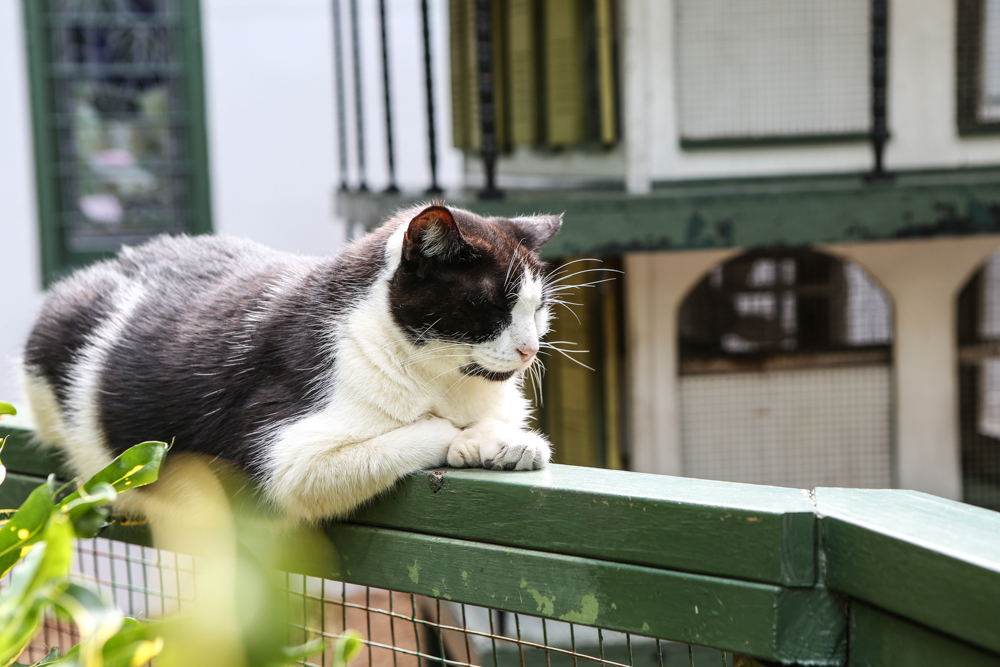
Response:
402,205,468,262
504,214,563,251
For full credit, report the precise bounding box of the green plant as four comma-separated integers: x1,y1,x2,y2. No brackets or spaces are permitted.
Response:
0,401,362,667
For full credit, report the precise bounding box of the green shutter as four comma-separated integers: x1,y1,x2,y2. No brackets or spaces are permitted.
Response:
507,0,539,146
544,0,585,147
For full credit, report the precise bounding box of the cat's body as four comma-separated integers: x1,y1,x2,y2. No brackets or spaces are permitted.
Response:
22,205,560,521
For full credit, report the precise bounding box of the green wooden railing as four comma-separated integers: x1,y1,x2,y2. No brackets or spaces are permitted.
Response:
2,418,998,667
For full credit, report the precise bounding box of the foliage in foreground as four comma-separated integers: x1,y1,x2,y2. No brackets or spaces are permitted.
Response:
0,401,362,667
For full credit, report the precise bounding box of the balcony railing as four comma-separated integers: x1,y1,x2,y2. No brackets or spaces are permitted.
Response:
2,418,999,666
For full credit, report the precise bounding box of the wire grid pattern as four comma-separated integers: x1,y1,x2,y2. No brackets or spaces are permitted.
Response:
678,251,894,490
8,537,198,663
8,538,734,667
675,0,870,141
284,577,733,667
680,365,893,489
42,0,193,253
958,252,1000,511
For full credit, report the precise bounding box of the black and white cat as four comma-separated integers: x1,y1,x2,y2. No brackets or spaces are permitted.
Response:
21,204,560,522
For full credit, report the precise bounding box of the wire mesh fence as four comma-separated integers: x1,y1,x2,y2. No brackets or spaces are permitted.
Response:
8,537,734,667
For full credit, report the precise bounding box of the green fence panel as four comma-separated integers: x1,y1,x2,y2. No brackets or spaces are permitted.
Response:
816,488,1000,655
352,467,817,586
848,601,1000,667
4,419,1000,667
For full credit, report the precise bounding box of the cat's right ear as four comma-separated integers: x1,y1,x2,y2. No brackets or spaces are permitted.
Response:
402,206,468,262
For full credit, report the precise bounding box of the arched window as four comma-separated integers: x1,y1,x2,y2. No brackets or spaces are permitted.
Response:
957,252,1000,510
677,248,893,489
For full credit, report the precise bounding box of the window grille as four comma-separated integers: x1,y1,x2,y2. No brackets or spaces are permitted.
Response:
958,0,1000,131
675,0,870,145
22,0,212,285
677,249,893,489
957,251,1000,511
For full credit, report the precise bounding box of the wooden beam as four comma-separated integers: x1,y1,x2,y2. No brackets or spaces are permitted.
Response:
817,488,1000,655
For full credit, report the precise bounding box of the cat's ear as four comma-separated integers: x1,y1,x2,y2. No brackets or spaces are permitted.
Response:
504,214,563,250
402,206,468,262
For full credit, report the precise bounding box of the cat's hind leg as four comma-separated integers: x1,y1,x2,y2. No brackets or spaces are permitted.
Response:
20,367,70,449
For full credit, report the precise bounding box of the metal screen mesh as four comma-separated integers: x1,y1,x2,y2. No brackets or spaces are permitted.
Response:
675,0,870,142
958,0,1000,128
7,538,734,667
41,0,194,252
958,251,1000,511
678,249,894,490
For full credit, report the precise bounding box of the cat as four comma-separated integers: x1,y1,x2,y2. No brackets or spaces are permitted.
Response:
21,203,561,522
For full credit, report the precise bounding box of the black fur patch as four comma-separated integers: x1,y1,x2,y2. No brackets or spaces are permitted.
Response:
24,203,561,473
389,206,556,348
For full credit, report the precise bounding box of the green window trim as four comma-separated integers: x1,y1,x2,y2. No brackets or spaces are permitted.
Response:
23,0,212,287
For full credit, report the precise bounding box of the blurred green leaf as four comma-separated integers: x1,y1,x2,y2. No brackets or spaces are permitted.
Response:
57,482,115,538
0,516,73,667
57,442,166,511
277,638,325,666
10,646,59,666
50,582,124,667
0,403,15,417
0,483,55,580
334,630,364,667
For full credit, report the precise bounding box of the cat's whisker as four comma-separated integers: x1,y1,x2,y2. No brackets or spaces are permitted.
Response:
546,277,618,292
544,258,604,282
504,240,525,289
545,265,620,281
538,346,596,371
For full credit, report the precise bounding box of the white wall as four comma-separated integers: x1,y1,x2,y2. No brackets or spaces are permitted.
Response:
201,0,346,253
0,0,355,404
0,0,42,406
332,0,464,195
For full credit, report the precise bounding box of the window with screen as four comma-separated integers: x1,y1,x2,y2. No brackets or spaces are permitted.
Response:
958,0,1000,132
23,0,211,285
675,0,870,145
677,249,894,490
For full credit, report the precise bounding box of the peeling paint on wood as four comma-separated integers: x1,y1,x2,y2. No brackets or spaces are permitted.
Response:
337,167,1000,257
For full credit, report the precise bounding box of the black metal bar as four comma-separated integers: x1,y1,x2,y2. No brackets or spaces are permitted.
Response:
475,0,502,199
350,0,367,190
379,0,398,193
421,0,442,194
332,0,348,190
866,0,893,182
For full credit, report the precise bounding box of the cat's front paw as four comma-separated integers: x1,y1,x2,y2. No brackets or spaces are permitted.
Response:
447,419,551,471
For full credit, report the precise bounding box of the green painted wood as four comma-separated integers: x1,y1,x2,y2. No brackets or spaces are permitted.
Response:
0,421,70,479
316,524,845,666
0,472,48,513
352,467,817,587
337,167,1000,257
848,601,1000,667
22,0,63,287
179,0,213,237
816,488,1000,655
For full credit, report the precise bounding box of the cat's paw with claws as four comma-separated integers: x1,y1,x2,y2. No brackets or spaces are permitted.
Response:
447,419,551,470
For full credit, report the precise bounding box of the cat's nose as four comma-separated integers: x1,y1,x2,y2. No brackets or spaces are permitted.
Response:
518,345,538,362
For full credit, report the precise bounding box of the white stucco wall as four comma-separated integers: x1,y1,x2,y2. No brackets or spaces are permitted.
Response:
0,0,42,406
0,0,352,404
201,0,345,253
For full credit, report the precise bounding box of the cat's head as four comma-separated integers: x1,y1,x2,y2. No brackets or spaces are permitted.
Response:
388,204,562,381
